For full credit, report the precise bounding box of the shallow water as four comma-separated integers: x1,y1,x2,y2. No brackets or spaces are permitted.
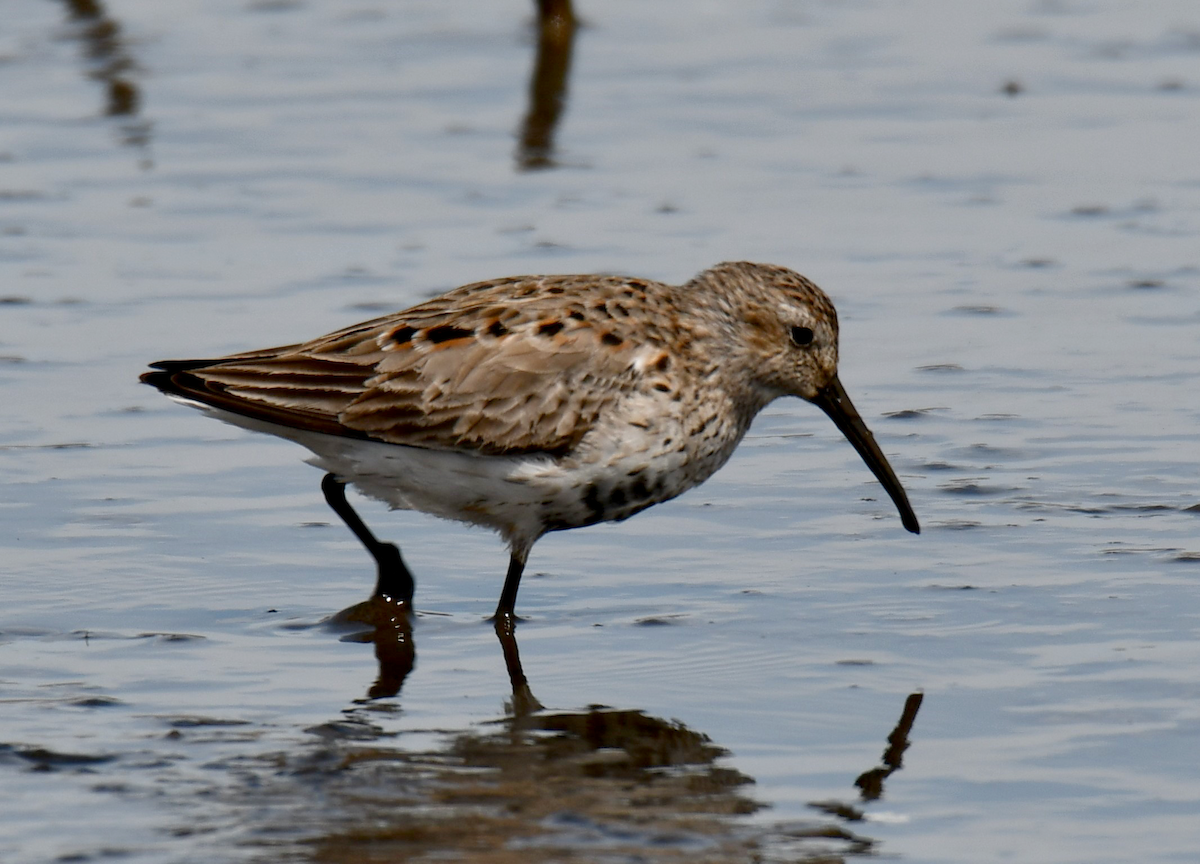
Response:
2,0,1200,861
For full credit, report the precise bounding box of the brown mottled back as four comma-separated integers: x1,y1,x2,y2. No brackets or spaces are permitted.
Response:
148,273,708,457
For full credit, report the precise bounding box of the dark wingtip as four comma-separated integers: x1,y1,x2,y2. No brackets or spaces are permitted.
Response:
147,358,219,372
140,369,185,393
902,511,920,535
141,359,222,393
140,368,169,388
141,362,210,397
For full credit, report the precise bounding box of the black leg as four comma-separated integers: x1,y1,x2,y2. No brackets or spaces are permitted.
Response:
493,553,527,624
321,473,414,604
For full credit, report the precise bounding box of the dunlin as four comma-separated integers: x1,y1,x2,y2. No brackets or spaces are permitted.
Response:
142,262,918,620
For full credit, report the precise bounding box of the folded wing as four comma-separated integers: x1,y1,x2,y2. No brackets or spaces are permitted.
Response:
142,276,653,457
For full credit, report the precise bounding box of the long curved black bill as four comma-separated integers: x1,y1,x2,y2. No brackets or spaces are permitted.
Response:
809,376,920,534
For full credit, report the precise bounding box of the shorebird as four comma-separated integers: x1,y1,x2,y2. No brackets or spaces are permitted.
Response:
142,262,918,620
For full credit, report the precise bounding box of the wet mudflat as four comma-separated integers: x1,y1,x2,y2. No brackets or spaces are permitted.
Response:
2,1,1200,861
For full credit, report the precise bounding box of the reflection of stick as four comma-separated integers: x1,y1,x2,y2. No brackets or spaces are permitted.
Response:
855,691,924,800
58,0,152,151
538,0,577,34
60,0,141,116
518,0,578,170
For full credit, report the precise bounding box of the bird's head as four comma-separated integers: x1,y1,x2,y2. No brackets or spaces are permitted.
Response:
693,261,919,535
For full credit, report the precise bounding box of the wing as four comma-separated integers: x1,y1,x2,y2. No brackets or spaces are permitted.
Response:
142,275,673,457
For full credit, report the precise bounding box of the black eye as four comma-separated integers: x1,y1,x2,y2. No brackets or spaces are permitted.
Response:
790,326,814,346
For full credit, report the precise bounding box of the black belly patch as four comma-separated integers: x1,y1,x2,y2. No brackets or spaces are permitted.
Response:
582,483,606,524
543,476,668,534
629,477,651,501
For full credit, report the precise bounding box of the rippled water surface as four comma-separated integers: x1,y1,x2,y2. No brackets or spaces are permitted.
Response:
3,1,1199,861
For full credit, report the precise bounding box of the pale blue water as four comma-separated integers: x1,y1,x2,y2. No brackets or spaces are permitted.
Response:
2,1,1199,861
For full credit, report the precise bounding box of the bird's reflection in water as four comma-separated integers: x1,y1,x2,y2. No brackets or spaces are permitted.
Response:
855,691,923,801
810,692,924,824
327,594,417,701
291,595,923,862
327,592,542,711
